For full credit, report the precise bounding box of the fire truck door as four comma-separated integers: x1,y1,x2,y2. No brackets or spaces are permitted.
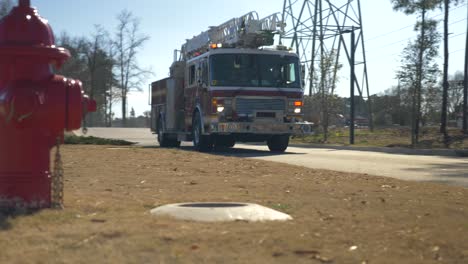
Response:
197,60,210,117
184,63,197,129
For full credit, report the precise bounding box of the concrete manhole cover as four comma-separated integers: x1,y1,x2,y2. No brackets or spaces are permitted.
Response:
178,203,247,208
150,202,292,222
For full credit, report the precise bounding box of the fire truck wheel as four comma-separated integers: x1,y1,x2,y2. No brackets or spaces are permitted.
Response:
157,117,181,148
214,136,236,150
267,135,289,152
193,113,213,152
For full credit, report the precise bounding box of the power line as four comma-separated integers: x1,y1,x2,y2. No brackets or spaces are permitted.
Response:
450,31,466,39
363,32,465,62
450,48,465,54
361,30,465,62
366,16,466,47
365,24,413,42
359,18,467,55
365,3,467,43
449,17,468,26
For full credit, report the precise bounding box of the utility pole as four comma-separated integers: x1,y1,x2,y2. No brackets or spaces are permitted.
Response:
441,0,449,137
350,27,356,145
309,0,319,96
464,1,468,134
280,0,372,119
397,80,402,125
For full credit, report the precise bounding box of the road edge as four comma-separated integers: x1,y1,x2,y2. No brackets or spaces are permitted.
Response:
289,143,468,157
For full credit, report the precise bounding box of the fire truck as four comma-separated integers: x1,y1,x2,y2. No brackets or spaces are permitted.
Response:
150,11,311,152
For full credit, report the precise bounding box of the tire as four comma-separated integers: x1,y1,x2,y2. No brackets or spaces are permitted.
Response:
214,136,236,150
170,139,181,148
192,113,213,152
157,117,181,148
267,135,289,152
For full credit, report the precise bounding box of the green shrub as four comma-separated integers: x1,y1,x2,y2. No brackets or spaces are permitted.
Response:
64,135,134,146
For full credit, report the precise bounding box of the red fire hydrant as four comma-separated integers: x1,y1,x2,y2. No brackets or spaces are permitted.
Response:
0,0,96,209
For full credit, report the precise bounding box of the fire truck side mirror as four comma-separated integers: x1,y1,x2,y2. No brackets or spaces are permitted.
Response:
301,64,306,88
197,67,202,85
197,66,207,89
197,78,208,90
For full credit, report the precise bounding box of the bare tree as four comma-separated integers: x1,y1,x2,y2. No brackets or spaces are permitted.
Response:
85,26,107,100
57,31,118,127
113,10,150,126
82,25,117,126
105,43,120,127
312,50,342,142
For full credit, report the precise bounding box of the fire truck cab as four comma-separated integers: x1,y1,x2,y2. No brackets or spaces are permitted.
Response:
150,11,311,152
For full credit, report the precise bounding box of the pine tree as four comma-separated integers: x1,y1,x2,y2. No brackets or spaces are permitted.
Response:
396,21,440,145
392,0,441,145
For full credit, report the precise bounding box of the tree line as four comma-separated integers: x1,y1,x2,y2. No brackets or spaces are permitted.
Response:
392,0,466,145
306,0,467,145
1,0,467,141
0,1,150,127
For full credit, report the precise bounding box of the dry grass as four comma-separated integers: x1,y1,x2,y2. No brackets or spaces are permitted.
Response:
294,127,468,149
1,145,468,263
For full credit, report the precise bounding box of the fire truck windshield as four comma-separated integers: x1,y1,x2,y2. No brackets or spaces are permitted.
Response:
209,54,300,88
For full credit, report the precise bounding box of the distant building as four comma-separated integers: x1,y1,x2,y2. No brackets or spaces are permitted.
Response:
112,116,150,128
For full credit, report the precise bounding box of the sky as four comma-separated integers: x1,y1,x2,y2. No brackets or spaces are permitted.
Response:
28,0,468,117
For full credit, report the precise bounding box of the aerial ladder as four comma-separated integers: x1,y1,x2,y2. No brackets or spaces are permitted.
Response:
179,11,285,61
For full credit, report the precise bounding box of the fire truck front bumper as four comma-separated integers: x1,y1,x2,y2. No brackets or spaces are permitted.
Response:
210,122,313,135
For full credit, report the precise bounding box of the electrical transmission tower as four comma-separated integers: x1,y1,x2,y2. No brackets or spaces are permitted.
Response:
280,0,373,130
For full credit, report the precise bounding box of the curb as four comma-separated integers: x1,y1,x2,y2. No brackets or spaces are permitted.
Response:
289,143,468,157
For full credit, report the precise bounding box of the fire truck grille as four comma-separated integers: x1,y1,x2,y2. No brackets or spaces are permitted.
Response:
235,98,285,116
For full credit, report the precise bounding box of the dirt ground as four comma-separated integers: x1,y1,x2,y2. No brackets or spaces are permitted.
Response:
1,145,468,264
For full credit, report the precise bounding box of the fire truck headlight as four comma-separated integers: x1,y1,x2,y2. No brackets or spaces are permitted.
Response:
217,106,225,113
294,108,301,114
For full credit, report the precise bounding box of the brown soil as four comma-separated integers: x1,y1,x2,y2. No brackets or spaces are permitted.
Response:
1,145,467,264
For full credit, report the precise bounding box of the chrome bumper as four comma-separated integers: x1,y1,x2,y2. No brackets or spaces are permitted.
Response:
210,121,313,135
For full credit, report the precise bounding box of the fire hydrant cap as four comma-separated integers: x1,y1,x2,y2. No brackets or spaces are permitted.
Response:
0,1,70,63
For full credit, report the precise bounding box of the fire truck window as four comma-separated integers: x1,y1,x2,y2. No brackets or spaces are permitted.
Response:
49,64,56,74
259,55,300,88
189,65,196,85
210,54,300,88
286,63,296,83
210,54,258,87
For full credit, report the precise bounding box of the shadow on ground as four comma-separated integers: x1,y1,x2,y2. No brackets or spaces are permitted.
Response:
0,212,12,231
0,209,40,231
206,147,305,158
142,145,305,158
403,162,468,187
140,141,468,158
404,162,468,178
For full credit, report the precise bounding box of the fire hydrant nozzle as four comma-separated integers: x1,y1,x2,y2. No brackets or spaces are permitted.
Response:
0,1,96,209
